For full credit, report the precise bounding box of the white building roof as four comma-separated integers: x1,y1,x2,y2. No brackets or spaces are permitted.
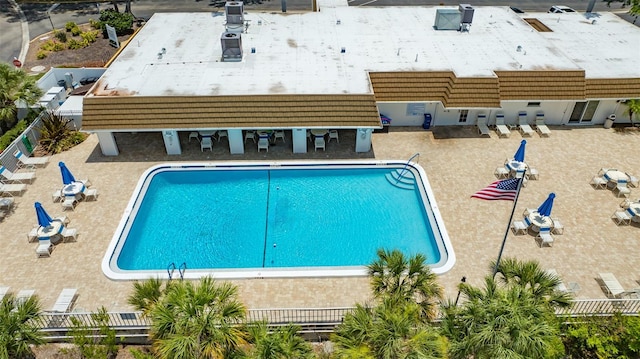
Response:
93,3,640,97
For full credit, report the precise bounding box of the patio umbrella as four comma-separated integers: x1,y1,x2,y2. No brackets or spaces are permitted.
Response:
537,193,556,217
514,139,527,162
59,161,76,185
34,202,53,228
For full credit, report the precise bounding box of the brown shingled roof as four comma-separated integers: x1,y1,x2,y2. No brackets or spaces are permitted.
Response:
585,78,640,99
495,70,586,100
82,94,382,131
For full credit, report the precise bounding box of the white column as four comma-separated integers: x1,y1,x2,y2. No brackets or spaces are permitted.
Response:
162,130,182,155
96,131,119,156
355,128,372,153
228,129,244,154
292,128,308,153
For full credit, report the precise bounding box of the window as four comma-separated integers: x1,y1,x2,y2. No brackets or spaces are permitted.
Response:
527,102,541,107
458,110,469,123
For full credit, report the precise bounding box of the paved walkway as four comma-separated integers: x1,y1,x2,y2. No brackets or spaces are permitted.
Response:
0,126,639,312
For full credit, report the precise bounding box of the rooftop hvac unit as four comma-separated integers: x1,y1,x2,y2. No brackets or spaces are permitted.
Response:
221,32,243,61
459,4,474,24
434,9,462,30
225,1,244,25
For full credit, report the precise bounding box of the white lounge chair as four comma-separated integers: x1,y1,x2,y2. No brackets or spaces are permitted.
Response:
536,229,554,247
518,111,534,137
257,137,269,152
36,240,53,257
61,227,78,242
612,210,632,225
598,272,626,298
494,113,511,138
0,286,9,300
188,132,199,142
84,188,99,201
476,114,490,136
16,289,35,303
13,150,50,168
535,113,551,137
590,176,607,189
0,166,36,183
314,136,326,151
511,220,528,235
51,288,78,312
0,183,27,196
200,136,213,151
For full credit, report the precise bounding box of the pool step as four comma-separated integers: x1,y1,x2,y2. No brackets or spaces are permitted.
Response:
385,169,416,190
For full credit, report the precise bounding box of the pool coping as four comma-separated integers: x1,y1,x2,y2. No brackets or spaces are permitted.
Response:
101,160,456,280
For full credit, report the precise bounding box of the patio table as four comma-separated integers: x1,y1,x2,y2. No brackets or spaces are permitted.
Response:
506,159,527,178
524,210,553,233
62,181,85,200
604,170,630,184
37,219,64,244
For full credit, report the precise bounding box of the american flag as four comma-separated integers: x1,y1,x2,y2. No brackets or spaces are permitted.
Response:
471,178,521,201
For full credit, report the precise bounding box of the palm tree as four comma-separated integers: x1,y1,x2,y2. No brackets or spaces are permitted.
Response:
441,257,568,359
243,321,314,359
0,292,45,358
367,248,443,322
492,257,573,309
128,277,248,359
0,63,42,132
332,299,447,359
623,98,640,126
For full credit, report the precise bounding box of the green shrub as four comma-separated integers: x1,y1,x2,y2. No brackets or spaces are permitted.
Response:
36,50,48,59
65,21,77,32
89,18,101,30
0,120,28,153
71,25,82,36
67,38,86,50
54,29,67,42
99,9,134,36
39,39,57,51
51,41,66,52
80,30,100,44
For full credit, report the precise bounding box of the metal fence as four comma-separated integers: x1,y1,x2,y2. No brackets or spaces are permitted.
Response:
31,300,640,342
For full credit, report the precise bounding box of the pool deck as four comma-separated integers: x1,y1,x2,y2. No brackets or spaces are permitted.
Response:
1,126,639,312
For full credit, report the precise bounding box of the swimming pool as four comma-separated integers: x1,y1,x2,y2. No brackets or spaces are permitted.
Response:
102,161,454,280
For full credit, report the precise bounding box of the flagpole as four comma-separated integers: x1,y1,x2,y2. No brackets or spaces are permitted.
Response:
492,169,526,278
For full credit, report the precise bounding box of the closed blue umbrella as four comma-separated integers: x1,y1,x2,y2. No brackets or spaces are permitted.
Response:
59,161,76,185
35,202,53,228
514,140,526,162
537,193,556,217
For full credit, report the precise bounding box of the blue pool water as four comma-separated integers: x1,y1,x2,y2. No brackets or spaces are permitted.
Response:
104,162,454,279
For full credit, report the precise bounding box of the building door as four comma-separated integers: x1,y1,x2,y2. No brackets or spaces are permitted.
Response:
568,101,599,123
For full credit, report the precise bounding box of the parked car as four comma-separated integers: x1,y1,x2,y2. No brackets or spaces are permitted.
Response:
548,5,576,13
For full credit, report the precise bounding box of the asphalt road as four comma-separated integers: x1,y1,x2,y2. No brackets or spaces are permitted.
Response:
1,0,636,65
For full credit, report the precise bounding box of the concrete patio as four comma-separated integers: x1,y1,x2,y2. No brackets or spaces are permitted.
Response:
0,125,639,312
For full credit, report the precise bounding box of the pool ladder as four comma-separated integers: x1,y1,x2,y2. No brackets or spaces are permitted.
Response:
167,262,187,281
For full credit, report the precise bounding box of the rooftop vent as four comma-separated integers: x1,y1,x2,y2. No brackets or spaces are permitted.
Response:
225,2,244,25
434,9,462,30
221,31,243,62
459,4,474,24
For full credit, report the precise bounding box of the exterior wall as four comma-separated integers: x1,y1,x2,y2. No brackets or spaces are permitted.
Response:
380,99,627,127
